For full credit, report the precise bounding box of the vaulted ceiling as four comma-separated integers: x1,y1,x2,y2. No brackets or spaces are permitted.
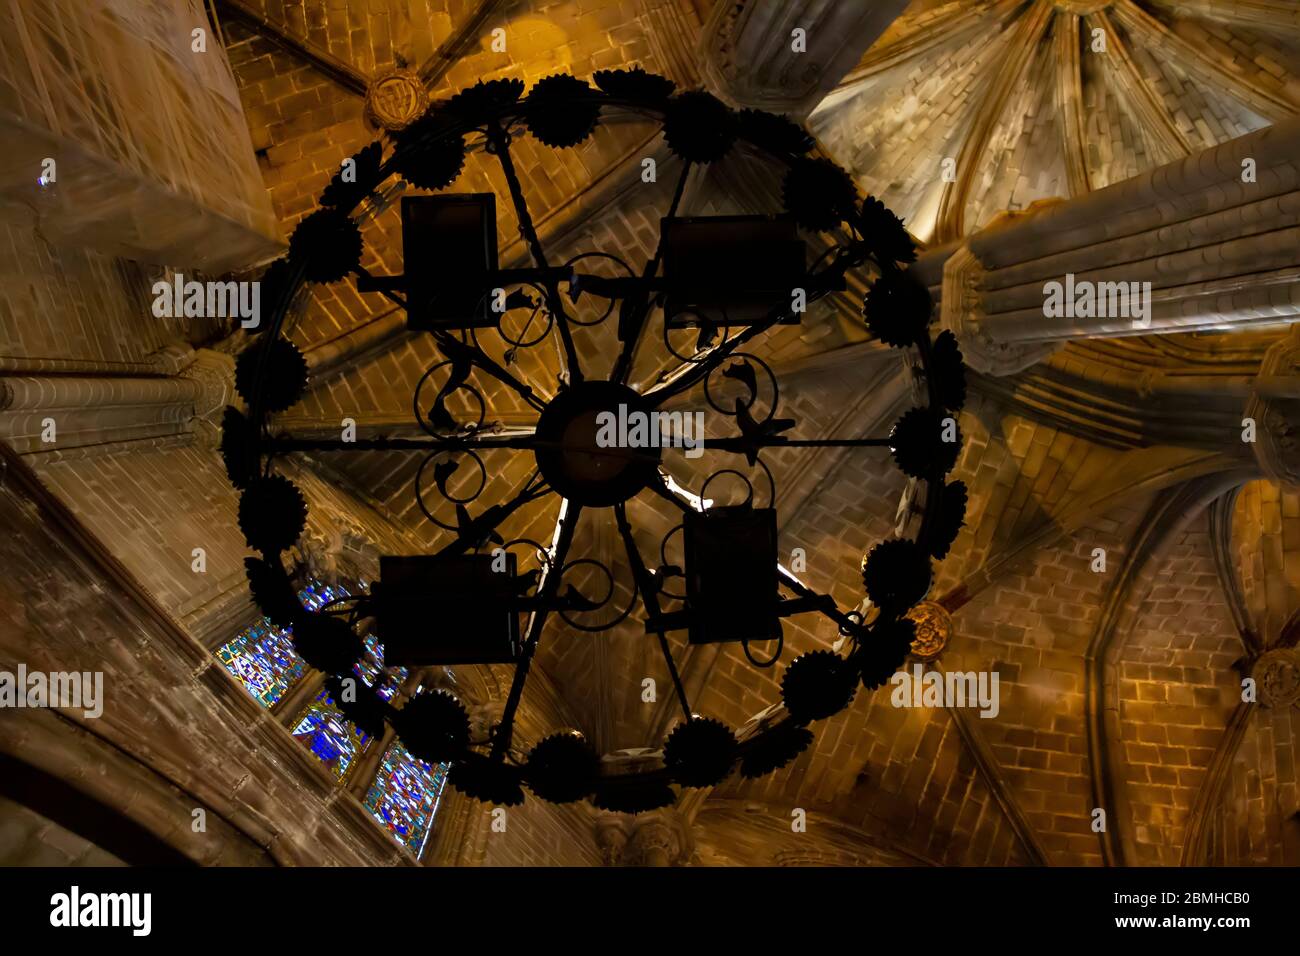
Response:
4,0,1297,867
208,0,1300,866
813,0,1300,244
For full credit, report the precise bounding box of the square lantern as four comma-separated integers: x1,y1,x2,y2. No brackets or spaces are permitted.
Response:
401,194,499,330
662,215,805,328
374,553,520,665
683,505,780,645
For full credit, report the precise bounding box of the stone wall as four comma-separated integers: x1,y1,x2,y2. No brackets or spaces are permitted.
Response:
0,795,126,868
0,445,404,866
0,0,280,271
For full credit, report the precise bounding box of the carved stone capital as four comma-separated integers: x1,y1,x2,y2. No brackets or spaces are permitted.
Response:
292,528,334,583
179,347,236,447
1251,648,1300,708
593,812,630,867
629,819,678,866
590,808,694,866
1053,0,1113,13
148,343,197,376
1245,327,1300,488
365,69,426,131
465,699,506,745
939,242,1060,376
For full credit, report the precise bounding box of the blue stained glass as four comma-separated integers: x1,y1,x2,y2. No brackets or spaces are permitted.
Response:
291,687,372,780
363,740,448,858
300,580,350,612
297,581,407,699
355,633,407,701
221,580,413,784
217,580,342,708
216,619,305,708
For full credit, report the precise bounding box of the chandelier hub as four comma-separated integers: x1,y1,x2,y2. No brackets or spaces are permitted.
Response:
534,381,662,506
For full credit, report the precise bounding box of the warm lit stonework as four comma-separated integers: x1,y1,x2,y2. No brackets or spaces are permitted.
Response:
1,0,1298,878
905,601,952,663
364,69,427,131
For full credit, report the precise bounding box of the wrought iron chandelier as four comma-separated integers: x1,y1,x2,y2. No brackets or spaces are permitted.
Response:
221,69,968,812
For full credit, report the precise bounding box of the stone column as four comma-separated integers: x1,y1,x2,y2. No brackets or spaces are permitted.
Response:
928,118,1300,374
591,809,693,866
1244,327,1300,488
274,672,326,726
0,0,280,271
179,348,237,447
594,813,630,867
0,366,192,455
699,0,909,117
628,817,680,866
0,346,235,455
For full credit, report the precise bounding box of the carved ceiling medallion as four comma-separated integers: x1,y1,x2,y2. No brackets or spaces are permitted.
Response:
906,600,953,662
365,69,427,131
1253,648,1300,709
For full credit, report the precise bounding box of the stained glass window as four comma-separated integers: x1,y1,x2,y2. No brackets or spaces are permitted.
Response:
216,618,305,708
300,579,351,612
217,579,360,708
363,740,448,858
356,633,407,701
219,577,446,851
291,687,373,780
296,580,407,699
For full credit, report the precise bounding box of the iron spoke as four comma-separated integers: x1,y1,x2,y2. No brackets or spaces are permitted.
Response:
491,498,582,758
611,158,692,385
486,122,584,384
614,502,692,721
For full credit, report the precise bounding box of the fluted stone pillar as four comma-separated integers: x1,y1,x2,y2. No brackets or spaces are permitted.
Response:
699,0,909,117
928,118,1300,374
0,346,236,455
348,726,397,799
0,346,237,455
273,671,326,728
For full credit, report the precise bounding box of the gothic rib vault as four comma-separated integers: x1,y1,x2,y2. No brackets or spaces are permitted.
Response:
0,0,1298,867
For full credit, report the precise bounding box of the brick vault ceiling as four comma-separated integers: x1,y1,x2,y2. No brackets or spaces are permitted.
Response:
210,0,1300,865
811,0,1300,245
